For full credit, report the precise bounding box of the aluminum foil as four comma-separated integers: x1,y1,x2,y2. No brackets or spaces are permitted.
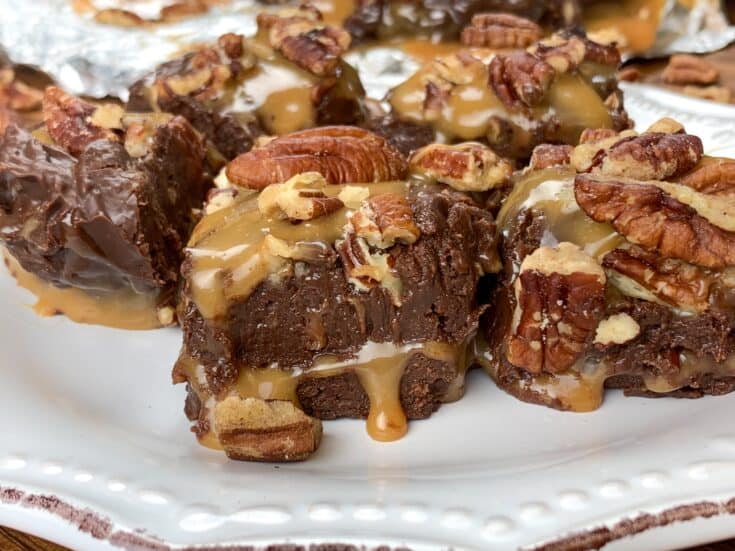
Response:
1,0,735,100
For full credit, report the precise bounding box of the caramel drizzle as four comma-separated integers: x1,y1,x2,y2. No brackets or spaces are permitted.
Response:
3,252,163,330
187,181,409,320
582,0,666,54
389,54,613,143
178,339,469,448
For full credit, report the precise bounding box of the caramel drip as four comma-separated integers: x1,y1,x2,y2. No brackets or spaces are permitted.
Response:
187,181,409,320
311,0,357,25
3,252,162,330
582,0,666,54
388,52,611,142
497,167,624,260
179,339,469,448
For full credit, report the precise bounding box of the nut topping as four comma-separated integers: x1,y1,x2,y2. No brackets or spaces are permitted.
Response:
350,193,420,248
214,397,322,462
680,160,735,195
529,144,572,170
571,131,703,180
0,68,43,112
409,142,512,191
42,87,118,156
603,247,714,313
593,313,640,346
460,13,542,49
226,126,407,190
505,242,606,374
662,54,719,86
530,32,621,74
257,172,344,221
575,174,735,269
257,8,350,76
488,51,555,109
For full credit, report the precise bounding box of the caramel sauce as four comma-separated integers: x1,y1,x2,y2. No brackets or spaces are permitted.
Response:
4,252,162,330
187,181,409,320
497,168,624,261
399,40,464,64
583,0,666,54
179,339,470,448
388,52,611,143
311,0,356,26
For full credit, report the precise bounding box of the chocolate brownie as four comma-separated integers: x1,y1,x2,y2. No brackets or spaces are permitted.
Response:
481,120,735,411
387,30,631,160
0,87,207,328
172,126,498,461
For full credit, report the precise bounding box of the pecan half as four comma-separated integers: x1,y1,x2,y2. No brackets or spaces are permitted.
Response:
575,174,735,269
460,13,541,49
226,126,407,190
0,68,43,112
603,247,714,313
42,87,118,156
529,144,572,170
680,160,735,195
571,131,703,180
506,242,606,374
350,193,420,248
663,54,719,86
257,172,344,221
488,51,555,110
409,142,512,191
214,397,322,462
257,9,350,76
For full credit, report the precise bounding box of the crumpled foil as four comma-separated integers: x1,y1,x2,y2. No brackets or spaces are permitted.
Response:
1,0,735,100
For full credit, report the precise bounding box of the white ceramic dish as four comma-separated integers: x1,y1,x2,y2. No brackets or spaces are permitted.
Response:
3,84,735,551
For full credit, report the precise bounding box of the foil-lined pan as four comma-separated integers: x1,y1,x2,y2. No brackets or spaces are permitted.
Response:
1,0,735,100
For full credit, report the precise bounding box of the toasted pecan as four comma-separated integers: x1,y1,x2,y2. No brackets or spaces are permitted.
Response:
460,13,542,49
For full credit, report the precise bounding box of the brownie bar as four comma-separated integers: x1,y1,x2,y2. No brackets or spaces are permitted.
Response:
173,126,498,461
0,87,207,328
387,29,631,159
481,120,735,411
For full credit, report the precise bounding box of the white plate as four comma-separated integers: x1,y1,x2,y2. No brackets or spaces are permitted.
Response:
3,85,735,551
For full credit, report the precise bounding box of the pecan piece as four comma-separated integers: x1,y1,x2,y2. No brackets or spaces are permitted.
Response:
530,32,620,74
603,247,714,313
529,144,572,170
579,127,619,144
0,68,43,112
506,242,606,374
42,87,118,156
214,397,322,462
226,126,407,190
663,54,719,86
350,193,420,248
460,13,541,49
575,174,735,269
488,51,555,109
680,160,735,195
258,9,350,76
257,172,344,221
571,131,703,180
409,142,512,191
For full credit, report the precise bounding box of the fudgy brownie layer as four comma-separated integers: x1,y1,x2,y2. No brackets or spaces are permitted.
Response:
605,374,735,399
0,120,206,295
296,353,460,420
180,185,495,396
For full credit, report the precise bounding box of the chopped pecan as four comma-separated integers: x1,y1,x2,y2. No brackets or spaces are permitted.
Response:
121,112,174,157
257,172,344,221
460,13,541,49
505,242,606,374
350,193,420,248
42,87,118,156
593,313,640,346
574,174,735,269
488,51,555,110
529,144,572,170
0,68,43,111
603,247,714,313
530,32,620,74
421,51,485,119
682,85,732,104
258,9,350,76
646,117,684,134
680,160,735,195
579,127,619,144
571,131,703,180
226,126,407,189
663,54,719,85
214,397,322,462
409,142,512,191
